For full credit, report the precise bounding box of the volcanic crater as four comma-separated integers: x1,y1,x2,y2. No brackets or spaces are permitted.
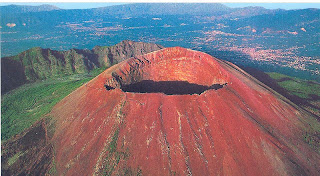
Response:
104,47,229,95
51,47,319,176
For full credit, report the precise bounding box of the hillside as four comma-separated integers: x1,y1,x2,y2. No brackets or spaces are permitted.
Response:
1,40,163,93
93,3,231,16
1,42,163,175
243,67,320,117
225,8,320,34
267,72,320,116
0,4,60,13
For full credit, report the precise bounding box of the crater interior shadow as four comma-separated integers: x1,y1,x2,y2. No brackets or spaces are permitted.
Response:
105,80,227,95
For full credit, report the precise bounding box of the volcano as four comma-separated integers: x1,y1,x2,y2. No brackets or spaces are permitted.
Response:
51,47,319,175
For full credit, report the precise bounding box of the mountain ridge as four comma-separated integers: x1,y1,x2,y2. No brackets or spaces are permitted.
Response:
0,4,60,13
93,3,231,16
1,40,163,94
0,3,284,21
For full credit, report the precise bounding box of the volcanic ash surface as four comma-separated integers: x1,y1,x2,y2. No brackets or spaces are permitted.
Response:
52,47,319,176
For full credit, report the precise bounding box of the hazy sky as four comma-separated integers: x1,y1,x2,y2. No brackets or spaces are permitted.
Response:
0,3,319,10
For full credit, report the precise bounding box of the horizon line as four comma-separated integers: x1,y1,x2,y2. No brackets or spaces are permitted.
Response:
1,2,320,10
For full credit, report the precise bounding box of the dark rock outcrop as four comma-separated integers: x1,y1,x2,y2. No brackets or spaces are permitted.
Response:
1,119,54,176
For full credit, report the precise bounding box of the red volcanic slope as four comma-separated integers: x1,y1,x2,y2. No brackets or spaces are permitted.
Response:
51,47,319,175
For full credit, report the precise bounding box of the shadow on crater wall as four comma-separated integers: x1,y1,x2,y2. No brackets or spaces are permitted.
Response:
105,80,227,95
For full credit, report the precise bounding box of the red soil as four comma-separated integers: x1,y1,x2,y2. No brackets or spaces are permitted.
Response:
51,47,319,175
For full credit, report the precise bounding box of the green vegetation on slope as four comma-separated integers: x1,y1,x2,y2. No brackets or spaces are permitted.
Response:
268,72,320,99
7,151,26,166
1,67,107,141
267,72,320,116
